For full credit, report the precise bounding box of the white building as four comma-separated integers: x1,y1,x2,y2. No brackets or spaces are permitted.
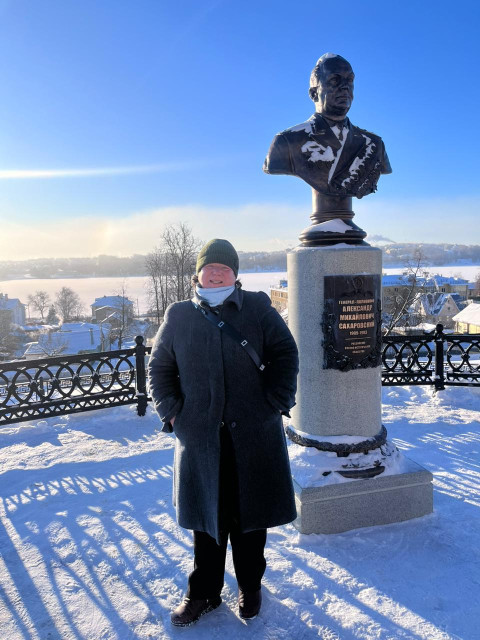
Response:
0,293,26,325
453,303,480,334
91,296,134,324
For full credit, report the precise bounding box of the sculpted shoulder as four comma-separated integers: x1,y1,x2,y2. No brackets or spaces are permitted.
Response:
276,118,315,139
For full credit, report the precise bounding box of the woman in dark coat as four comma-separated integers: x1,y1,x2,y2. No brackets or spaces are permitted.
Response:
147,238,298,626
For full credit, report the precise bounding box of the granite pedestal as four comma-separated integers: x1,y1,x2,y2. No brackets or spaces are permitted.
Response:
293,458,433,535
287,244,433,534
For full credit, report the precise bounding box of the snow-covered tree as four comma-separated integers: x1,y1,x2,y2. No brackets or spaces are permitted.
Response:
46,305,59,325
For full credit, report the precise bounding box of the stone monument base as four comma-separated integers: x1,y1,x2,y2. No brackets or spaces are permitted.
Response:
292,457,433,535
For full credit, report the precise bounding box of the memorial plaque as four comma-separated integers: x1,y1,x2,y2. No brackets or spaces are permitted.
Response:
323,274,382,371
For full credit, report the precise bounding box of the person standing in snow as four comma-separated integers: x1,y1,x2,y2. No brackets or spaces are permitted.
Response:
148,238,298,626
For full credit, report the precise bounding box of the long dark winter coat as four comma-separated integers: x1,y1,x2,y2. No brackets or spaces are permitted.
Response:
147,286,299,543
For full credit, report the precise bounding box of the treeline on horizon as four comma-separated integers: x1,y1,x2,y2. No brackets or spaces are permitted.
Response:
2,243,480,280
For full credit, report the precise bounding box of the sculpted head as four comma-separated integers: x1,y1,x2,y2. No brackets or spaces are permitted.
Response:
309,53,354,120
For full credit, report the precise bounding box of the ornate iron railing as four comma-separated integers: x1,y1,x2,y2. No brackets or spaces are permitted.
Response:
0,336,151,426
1,326,478,428
382,324,480,390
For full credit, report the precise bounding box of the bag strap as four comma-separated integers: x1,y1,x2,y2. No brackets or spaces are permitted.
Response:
192,301,265,372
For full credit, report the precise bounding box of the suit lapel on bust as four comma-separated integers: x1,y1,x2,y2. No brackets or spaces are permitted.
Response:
332,126,367,179
309,115,342,152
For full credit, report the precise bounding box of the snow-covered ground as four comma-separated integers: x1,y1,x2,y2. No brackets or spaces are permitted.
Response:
1,386,479,639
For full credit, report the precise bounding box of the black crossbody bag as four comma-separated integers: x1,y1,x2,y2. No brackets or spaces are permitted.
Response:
192,300,266,372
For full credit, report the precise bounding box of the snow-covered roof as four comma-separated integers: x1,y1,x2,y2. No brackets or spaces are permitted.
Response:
22,322,112,357
91,295,133,309
428,275,469,286
0,295,25,310
453,302,480,325
23,324,56,332
23,342,50,356
60,322,98,332
382,274,417,286
406,322,438,332
383,274,470,289
415,292,464,317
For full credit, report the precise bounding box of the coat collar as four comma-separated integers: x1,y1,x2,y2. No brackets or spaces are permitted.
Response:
224,284,243,310
310,112,350,133
308,113,352,152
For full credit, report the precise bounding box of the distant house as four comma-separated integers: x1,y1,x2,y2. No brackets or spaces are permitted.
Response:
382,273,470,315
0,293,26,325
467,282,480,301
411,292,466,329
453,303,480,334
23,322,111,360
382,274,425,315
91,295,134,324
270,279,288,313
427,275,469,298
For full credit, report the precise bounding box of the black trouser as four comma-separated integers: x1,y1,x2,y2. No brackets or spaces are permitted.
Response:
186,528,267,599
186,424,267,599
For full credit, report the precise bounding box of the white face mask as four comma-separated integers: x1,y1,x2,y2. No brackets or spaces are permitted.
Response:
195,285,235,307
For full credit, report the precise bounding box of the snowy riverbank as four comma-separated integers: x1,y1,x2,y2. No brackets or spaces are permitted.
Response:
1,385,479,639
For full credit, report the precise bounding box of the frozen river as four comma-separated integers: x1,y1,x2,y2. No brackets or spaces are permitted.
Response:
0,272,288,316
0,265,478,316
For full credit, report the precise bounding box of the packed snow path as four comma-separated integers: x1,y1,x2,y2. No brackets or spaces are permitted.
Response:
1,386,479,639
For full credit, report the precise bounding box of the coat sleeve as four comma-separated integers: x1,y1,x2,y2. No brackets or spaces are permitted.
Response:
147,304,184,433
258,293,299,416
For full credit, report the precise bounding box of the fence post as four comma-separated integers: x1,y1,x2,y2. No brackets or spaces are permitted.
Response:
434,323,445,391
134,335,148,416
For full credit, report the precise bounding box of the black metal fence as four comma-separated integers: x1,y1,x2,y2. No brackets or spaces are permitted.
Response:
1,326,479,427
0,336,151,426
382,324,480,390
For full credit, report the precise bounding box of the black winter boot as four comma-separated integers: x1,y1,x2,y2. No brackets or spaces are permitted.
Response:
238,588,262,619
170,596,222,627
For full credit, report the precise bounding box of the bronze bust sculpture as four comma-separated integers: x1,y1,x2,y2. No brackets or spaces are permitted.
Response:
264,54,391,245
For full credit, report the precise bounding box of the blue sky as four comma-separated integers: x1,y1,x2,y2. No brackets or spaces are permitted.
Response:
0,0,479,258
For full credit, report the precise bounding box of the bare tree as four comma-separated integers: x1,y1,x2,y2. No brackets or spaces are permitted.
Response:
146,223,201,323
383,249,430,336
475,271,480,298
27,290,51,321
38,330,68,356
110,281,134,349
145,250,171,325
162,223,200,301
55,287,83,323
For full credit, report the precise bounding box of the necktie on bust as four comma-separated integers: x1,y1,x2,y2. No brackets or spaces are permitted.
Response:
332,121,346,142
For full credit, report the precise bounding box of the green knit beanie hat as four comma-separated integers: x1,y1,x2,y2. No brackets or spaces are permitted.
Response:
196,238,239,277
